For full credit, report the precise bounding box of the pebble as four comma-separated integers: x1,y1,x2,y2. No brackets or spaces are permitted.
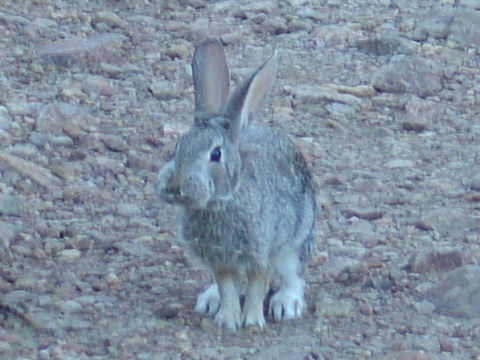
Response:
469,173,480,191
0,341,12,355
55,299,83,313
116,203,142,217
29,132,50,147
35,33,126,64
405,97,445,122
287,84,362,107
385,159,415,168
0,194,24,216
357,32,412,56
59,249,82,260
148,80,180,100
94,156,125,174
408,248,464,274
315,295,354,317
0,105,11,130
261,17,287,35
414,300,435,315
101,135,128,152
91,11,125,30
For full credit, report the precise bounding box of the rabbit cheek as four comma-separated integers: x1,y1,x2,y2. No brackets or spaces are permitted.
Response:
179,173,213,208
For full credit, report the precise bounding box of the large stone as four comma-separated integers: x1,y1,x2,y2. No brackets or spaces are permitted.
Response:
425,265,480,318
372,56,443,98
449,10,480,49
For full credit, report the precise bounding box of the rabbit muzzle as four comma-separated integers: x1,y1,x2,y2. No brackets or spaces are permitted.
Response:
179,173,214,208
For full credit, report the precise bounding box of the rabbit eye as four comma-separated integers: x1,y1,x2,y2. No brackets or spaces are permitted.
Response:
210,146,222,162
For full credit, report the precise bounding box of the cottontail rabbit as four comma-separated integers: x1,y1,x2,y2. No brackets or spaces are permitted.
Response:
156,38,315,330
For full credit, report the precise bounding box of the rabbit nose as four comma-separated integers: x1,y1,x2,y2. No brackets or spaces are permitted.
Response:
180,174,212,206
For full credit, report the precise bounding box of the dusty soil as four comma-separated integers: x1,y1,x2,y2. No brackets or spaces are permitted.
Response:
1,0,480,359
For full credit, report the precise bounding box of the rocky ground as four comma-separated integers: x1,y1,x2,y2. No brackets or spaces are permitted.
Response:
1,0,480,359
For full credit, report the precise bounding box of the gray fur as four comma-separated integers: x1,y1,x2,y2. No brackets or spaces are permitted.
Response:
156,38,315,329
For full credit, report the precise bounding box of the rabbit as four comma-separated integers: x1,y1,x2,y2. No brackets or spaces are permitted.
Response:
156,38,316,330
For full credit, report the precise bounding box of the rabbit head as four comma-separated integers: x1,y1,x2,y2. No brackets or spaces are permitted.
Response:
160,38,277,208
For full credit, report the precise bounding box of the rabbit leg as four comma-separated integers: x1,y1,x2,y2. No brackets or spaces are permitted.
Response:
242,267,268,328
214,270,241,330
269,250,306,321
195,283,220,316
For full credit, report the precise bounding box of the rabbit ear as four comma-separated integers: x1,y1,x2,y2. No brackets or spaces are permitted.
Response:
192,38,230,121
225,51,277,140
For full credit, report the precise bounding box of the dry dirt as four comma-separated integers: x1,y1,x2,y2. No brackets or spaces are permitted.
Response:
1,1,480,359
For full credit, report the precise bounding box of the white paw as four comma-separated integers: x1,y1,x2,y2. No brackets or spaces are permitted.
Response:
195,284,220,316
269,288,305,321
215,305,241,330
242,310,266,329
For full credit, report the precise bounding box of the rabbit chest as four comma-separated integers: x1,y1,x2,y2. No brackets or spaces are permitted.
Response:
182,203,263,268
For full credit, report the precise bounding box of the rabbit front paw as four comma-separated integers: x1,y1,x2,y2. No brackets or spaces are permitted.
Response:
269,288,305,321
215,303,241,330
195,283,220,316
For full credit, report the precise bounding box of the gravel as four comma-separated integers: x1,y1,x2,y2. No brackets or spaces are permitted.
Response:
1,1,480,359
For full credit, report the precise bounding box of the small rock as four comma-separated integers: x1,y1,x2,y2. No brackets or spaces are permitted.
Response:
106,271,121,287
0,105,11,130
37,103,95,135
413,9,453,41
0,341,12,355
59,249,82,260
155,303,183,319
372,55,443,98
402,121,426,132
469,173,480,191
50,164,74,180
126,150,154,170
342,209,384,221
91,11,125,30
94,156,125,174
408,248,464,274
29,132,50,147
357,33,411,56
385,159,414,168
439,337,455,353
35,33,126,65
7,101,40,116
0,194,24,216
414,300,435,315
55,299,83,313
358,303,373,316
51,135,74,147
117,203,142,217
330,84,376,98
117,240,153,257
458,0,480,8
261,17,287,35
315,295,353,317
405,97,445,122
287,84,362,107
385,350,433,360
0,150,61,191
102,135,128,152
149,80,179,100
100,63,125,78
179,0,206,9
